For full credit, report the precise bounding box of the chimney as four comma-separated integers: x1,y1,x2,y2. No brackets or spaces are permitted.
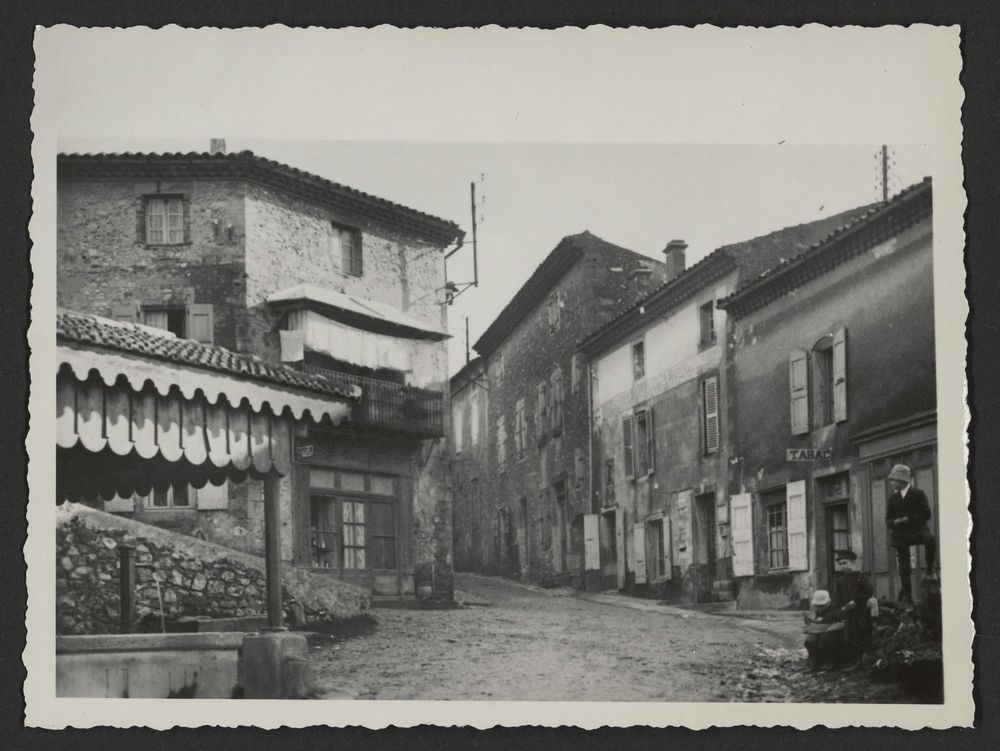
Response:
209,138,227,155
662,239,687,282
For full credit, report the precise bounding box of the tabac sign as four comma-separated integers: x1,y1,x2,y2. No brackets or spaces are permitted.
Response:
786,448,833,462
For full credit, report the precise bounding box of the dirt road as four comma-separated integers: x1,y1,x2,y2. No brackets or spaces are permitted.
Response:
309,573,915,702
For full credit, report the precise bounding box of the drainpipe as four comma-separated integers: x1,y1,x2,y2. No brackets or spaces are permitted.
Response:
587,362,596,515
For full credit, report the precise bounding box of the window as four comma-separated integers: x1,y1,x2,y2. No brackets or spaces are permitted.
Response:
115,303,214,344
514,398,527,460
699,300,716,348
702,375,720,454
622,408,655,480
334,224,363,276
496,415,507,469
145,196,185,245
311,497,338,568
548,291,562,331
646,517,671,580
789,327,847,434
632,341,645,380
342,500,366,569
767,502,788,569
535,381,548,440
571,353,584,394
494,350,505,382
149,483,190,509
550,369,564,434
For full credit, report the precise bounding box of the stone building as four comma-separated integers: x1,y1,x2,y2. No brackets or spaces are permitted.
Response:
579,206,874,600
717,179,934,609
57,144,464,597
449,356,489,572
467,231,671,584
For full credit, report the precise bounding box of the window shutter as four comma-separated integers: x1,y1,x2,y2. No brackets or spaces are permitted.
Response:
786,480,808,571
703,376,720,453
111,304,140,323
187,304,215,344
196,480,229,510
633,522,647,584
789,349,809,435
622,415,635,480
352,233,363,276
661,516,673,580
730,492,755,577
833,327,847,423
646,407,655,474
583,514,600,571
182,195,192,244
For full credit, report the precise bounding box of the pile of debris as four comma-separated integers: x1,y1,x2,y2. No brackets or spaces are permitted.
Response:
865,588,943,701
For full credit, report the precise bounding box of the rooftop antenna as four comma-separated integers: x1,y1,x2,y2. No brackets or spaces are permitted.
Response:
444,177,483,305
875,144,896,202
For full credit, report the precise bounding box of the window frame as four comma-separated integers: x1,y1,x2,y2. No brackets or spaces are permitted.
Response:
765,500,789,570
334,222,363,277
699,299,717,349
308,470,399,571
144,195,187,246
632,340,646,381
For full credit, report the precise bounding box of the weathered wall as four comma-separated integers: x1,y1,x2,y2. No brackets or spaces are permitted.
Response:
57,503,369,635
56,177,247,350
450,361,489,573
592,276,734,601
727,218,934,604
476,244,668,583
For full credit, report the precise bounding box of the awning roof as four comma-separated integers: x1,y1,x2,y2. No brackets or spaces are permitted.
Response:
267,283,449,341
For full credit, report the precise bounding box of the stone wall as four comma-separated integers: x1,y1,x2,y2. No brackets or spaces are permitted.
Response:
57,503,369,635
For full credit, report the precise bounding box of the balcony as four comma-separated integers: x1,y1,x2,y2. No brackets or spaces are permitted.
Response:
302,364,444,438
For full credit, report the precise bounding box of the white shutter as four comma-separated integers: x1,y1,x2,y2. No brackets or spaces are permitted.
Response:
195,480,229,510
583,513,600,571
187,304,214,344
731,492,755,577
633,522,647,584
615,507,627,590
622,415,635,479
786,480,808,571
646,407,655,474
789,349,809,435
703,376,720,453
661,516,673,580
833,327,848,423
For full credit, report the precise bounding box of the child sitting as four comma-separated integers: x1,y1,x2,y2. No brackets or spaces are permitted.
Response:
803,589,842,671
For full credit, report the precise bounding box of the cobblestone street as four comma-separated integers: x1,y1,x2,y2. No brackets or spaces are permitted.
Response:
309,574,916,702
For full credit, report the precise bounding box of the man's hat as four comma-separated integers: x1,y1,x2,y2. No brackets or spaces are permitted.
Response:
834,549,858,561
810,590,831,607
888,464,911,483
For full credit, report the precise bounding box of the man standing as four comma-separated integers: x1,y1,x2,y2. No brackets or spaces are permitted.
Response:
885,463,938,604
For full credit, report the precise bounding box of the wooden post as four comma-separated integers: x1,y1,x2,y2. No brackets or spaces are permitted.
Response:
263,474,286,630
118,544,135,633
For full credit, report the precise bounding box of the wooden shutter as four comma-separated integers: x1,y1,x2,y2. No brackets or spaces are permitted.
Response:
187,304,214,344
731,492,755,577
111,304,140,323
789,349,809,435
786,480,808,571
646,407,655,474
661,516,673,580
833,327,848,423
633,522,647,584
622,415,635,480
703,376,719,453
615,507,627,590
195,480,229,510
583,513,600,571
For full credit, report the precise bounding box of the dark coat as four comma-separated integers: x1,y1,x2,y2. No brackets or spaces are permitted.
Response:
834,571,874,651
885,485,932,547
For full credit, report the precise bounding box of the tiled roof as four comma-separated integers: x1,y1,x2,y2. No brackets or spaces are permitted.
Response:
578,202,880,353
57,310,357,400
57,151,463,246
473,231,661,357
719,178,932,314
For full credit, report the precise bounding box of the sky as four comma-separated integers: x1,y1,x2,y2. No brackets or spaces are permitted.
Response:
39,26,956,377
59,137,931,375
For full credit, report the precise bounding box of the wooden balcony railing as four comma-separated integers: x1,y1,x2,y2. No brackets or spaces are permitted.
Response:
302,364,444,438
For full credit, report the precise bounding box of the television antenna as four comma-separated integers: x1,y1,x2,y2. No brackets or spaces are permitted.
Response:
444,178,483,305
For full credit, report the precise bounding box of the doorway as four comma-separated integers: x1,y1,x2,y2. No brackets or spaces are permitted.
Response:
599,508,618,590
825,502,851,587
694,492,717,599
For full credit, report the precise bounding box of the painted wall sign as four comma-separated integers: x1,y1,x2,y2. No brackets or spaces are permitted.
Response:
786,448,832,462
295,444,314,459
